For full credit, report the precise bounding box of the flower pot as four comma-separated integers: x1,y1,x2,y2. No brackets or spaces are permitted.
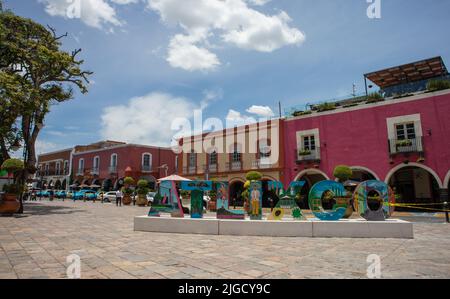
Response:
136,195,148,207
0,194,20,214
122,194,132,205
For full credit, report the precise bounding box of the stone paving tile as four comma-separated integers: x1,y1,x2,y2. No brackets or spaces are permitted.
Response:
0,201,450,279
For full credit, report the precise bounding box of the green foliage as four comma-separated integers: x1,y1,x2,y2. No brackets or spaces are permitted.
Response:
427,79,450,92
0,10,92,173
1,158,24,173
292,110,312,117
366,92,384,104
333,165,353,182
298,149,311,156
2,183,23,194
396,139,412,147
136,179,149,195
245,171,263,181
121,187,133,195
123,176,135,186
137,179,148,188
316,102,336,112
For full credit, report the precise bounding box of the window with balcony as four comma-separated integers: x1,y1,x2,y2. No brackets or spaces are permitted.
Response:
188,150,197,174
208,151,218,172
78,159,84,175
142,153,152,172
387,114,423,155
230,144,242,171
45,163,49,176
63,160,69,175
92,156,100,174
296,129,320,162
55,162,61,175
109,154,117,173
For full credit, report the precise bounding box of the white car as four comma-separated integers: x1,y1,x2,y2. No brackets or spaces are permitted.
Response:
99,191,117,202
146,192,156,203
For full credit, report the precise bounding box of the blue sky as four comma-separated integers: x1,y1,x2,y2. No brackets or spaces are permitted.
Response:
5,0,450,153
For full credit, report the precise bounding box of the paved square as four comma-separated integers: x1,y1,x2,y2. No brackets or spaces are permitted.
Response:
0,201,449,279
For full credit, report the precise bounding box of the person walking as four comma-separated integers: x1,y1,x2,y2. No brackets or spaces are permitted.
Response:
115,189,123,207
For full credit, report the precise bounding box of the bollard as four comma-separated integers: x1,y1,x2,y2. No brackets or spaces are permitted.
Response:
444,202,449,223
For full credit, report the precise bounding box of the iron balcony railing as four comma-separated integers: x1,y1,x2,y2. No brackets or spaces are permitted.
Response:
90,167,99,175
296,147,321,163
388,137,423,155
252,159,272,169
226,161,242,171
183,166,197,174
204,164,218,173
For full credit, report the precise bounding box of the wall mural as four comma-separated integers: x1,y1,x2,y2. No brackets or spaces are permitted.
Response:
216,182,245,220
267,181,306,220
353,180,396,221
249,181,263,220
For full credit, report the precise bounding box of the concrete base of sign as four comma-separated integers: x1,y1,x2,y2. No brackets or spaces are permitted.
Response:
134,216,413,239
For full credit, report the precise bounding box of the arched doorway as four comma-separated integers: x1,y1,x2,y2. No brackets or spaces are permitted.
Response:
295,169,329,209
102,179,113,191
54,180,62,190
386,164,442,211
62,179,67,190
48,180,54,190
140,175,157,190
444,170,450,200
350,166,378,182
229,179,245,207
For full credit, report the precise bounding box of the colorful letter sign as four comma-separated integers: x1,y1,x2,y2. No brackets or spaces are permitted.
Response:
148,180,184,218
216,182,245,220
267,181,306,220
308,180,347,221
180,181,213,219
249,181,263,220
353,180,395,221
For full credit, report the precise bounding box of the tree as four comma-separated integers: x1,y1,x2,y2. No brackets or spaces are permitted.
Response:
0,7,92,212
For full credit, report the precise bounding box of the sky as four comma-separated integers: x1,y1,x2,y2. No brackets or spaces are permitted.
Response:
4,0,450,154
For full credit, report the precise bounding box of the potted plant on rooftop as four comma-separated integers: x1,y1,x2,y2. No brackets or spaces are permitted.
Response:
1,159,24,214
135,179,149,207
121,176,135,205
332,165,354,218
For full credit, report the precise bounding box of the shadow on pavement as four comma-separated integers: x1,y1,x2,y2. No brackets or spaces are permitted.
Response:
1,202,87,218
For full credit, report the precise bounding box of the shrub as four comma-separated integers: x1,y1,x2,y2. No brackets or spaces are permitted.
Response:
316,102,336,112
1,158,24,174
123,176,135,186
137,179,148,188
292,110,312,117
299,149,311,156
366,92,384,103
427,79,450,92
396,139,412,147
333,165,353,182
245,171,263,181
121,187,133,195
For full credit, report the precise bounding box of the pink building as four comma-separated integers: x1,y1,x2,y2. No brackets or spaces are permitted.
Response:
284,89,450,204
72,141,178,190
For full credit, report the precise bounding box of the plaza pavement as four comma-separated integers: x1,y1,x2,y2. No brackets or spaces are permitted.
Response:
0,200,449,279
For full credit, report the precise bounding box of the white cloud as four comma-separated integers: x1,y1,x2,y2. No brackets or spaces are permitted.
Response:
225,109,257,127
167,32,221,71
39,0,127,29
111,0,139,4
148,0,305,71
200,88,223,110
246,105,274,117
100,92,197,146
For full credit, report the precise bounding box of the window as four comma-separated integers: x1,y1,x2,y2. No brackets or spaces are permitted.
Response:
209,151,218,165
231,144,242,162
189,150,196,168
78,159,84,173
110,154,117,167
142,153,152,171
93,156,100,173
396,123,416,140
175,156,179,172
55,162,61,175
45,164,49,176
302,135,316,151
259,140,271,158
63,160,69,175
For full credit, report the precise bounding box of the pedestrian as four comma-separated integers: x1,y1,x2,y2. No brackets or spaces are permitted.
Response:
132,192,136,206
115,189,123,207
101,192,104,204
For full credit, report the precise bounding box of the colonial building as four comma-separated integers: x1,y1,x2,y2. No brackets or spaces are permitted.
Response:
283,57,450,204
71,142,177,191
177,120,285,207
36,148,73,190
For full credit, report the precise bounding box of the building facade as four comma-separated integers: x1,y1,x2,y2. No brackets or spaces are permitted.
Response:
36,148,73,190
72,142,177,191
283,89,450,204
178,120,285,206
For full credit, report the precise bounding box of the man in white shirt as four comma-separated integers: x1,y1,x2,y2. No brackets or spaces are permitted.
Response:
115,189,123,207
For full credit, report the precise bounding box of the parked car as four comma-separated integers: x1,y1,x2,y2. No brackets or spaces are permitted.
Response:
146,192,156,203
55,190,67,198
73,189,96,200
41,190,51,197
100,191,117,202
